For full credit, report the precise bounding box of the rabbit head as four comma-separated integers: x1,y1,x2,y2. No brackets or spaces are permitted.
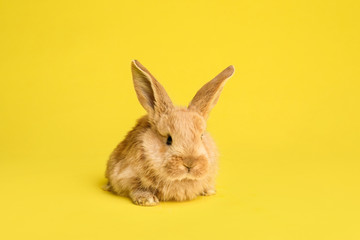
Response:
131,60,234,182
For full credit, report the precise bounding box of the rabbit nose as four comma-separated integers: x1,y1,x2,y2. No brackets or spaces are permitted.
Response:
183,157,195,168
183,164,191,173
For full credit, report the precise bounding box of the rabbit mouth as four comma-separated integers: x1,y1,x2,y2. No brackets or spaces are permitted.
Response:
163,165,208,181
163,155,209,180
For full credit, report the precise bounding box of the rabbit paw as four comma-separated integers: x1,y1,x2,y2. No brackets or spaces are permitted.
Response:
201,189,216,196
130,190,159,206
102,183,111,191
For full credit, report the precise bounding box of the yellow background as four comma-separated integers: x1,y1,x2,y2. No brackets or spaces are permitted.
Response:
1,0,359,239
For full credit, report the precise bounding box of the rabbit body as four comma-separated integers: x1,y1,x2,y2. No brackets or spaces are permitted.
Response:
105,60,234,206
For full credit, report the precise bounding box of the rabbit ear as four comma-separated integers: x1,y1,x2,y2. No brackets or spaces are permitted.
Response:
131,60,173,115
188,65,234,119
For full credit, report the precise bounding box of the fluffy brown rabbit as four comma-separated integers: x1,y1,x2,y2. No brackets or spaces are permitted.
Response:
104,60,234,206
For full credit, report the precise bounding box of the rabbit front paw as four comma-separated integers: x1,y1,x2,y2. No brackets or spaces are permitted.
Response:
201,189,216,196
130,190,159,206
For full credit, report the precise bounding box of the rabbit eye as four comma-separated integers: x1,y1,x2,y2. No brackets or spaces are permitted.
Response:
166,135,172,145
201,133,204,139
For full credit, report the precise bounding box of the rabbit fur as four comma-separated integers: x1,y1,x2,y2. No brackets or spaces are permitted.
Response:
105,60,234,206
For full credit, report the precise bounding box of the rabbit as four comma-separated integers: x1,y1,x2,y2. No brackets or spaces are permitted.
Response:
104,60,234,206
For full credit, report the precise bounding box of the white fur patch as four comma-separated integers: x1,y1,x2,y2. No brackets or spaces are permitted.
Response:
115,167,135,180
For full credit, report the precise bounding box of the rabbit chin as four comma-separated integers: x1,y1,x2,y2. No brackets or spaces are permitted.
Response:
163,172,206,182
